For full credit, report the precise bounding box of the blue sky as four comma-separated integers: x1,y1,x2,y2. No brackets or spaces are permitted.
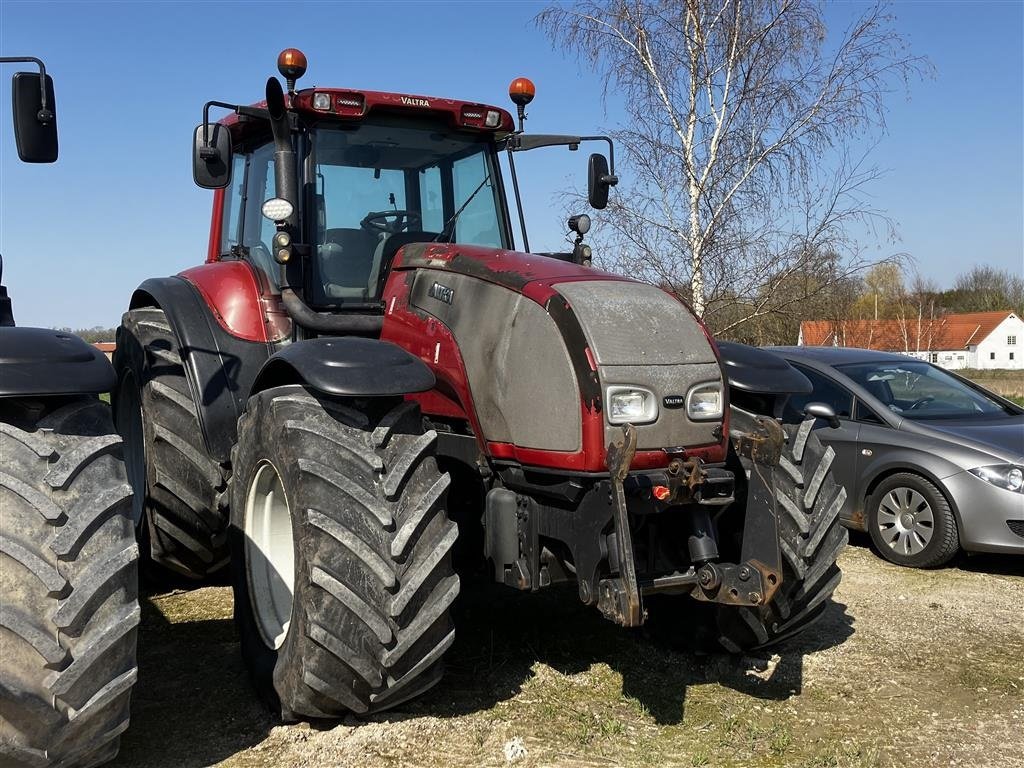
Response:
1,0,1021,329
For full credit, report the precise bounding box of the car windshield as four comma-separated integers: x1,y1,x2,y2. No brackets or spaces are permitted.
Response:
836,360,1012,419
307,118,506,307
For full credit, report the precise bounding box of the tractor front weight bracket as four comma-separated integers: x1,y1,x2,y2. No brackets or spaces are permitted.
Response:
600,424,645,627
720,407,787,606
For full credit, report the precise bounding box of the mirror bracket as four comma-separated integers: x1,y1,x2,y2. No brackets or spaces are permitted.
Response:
0,56,50,119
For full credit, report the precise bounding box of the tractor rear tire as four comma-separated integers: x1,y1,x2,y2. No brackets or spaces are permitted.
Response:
229,386,458,720
113,307,229,580
0,397,139,768
714,416,849,651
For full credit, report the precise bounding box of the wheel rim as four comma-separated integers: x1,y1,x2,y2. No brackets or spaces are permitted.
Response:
876,486,934,556
115,372,146,527
244,461,295,650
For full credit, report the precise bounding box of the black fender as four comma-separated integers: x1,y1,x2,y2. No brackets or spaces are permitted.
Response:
250,337,435,398
0,327,115,397
129,277,275,462
717,341,811,395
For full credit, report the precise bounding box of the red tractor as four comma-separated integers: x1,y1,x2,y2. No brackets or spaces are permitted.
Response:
113,50,847,720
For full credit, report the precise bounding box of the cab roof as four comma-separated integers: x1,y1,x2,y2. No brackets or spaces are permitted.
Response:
219,86,515,141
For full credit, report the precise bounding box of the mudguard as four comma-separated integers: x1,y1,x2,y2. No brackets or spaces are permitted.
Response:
250,337,435,398
130,276,275,462
0,327,115,397
717,341,811,395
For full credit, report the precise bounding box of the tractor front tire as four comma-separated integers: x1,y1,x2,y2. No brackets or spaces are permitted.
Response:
229,386,458,720
714,416,849,651
0,397,139,768
113,307,229,580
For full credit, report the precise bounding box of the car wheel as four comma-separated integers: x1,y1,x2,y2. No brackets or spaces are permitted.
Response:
867,473,959,568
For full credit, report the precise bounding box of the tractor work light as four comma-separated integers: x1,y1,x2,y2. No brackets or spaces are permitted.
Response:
261,197,294,223
607,386,658,425
568,214,591,235
312,92,332,111
686,382,723,421
461,106,503,130
334,92,366,117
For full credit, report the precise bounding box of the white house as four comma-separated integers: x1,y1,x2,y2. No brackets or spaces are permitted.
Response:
798,311,1024,371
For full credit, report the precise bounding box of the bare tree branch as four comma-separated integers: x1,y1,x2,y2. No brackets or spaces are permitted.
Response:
537,0,928,338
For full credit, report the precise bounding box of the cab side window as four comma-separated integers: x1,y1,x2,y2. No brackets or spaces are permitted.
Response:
220,153,247,255
787,365,854,419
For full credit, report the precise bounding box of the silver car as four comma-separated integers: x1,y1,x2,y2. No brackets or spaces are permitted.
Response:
771,347,1024,567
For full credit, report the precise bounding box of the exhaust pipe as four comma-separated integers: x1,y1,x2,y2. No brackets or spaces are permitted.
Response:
265,77,385,336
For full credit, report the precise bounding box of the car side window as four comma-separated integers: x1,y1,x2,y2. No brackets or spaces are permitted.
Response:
788,364,854,419
854,398,885,425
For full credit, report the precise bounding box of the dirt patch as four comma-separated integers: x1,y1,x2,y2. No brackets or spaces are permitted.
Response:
110,542,1023,768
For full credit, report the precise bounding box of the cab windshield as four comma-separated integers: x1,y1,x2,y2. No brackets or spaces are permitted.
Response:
306,118,507,307
837,360,1013,419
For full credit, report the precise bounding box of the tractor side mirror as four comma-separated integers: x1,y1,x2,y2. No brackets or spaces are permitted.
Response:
12,72,57,163
804,402,841,429
192,123,233,189
587,152,615,210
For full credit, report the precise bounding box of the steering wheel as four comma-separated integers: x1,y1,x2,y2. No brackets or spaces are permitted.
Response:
907,395,935,410
360,210,422,235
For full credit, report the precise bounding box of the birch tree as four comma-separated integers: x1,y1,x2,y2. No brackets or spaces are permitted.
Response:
538,0,925,333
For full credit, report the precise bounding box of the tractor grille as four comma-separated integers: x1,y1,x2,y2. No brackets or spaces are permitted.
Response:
1007,520,1024,540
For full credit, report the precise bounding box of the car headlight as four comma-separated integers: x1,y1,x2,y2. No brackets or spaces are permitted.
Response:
686,382,723,421
968,464,1024,493
607,386,658,425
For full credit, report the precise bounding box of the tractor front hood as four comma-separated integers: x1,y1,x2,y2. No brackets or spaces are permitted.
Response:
390,241,725,462
390,241,623,299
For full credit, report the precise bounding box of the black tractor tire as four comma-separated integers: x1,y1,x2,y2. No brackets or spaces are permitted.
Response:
229,386,458,720
113,307,229,580
0,397,139,768
866,472,959,568
714,417,849,652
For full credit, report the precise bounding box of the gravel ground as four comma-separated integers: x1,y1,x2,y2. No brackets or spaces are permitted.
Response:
110,538,1023,768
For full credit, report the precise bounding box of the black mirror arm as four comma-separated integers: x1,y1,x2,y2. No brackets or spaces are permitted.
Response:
199,101,271,155
0,56,51,122
509,133,618,182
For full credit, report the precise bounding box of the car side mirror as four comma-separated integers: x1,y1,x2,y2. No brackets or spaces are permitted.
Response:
805,402,841,429
587,152,616,210
12,72,57,163
192,123,232,189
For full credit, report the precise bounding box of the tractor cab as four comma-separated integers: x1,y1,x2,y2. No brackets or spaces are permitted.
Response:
303,114,510,307
194,49,616,335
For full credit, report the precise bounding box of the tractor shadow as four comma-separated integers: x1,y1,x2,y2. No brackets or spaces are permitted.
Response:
112,577,854,765
110,586,275,768
369,578,854,728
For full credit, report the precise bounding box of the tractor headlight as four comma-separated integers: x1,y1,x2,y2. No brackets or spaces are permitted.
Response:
607,386,658,425
686,382,723,421
969,464,1024,493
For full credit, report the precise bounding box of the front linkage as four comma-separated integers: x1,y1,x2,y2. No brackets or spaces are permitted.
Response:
596,417,784,627
486,412,788,630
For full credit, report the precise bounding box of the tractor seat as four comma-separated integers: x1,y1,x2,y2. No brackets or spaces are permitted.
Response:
317,227,379,303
